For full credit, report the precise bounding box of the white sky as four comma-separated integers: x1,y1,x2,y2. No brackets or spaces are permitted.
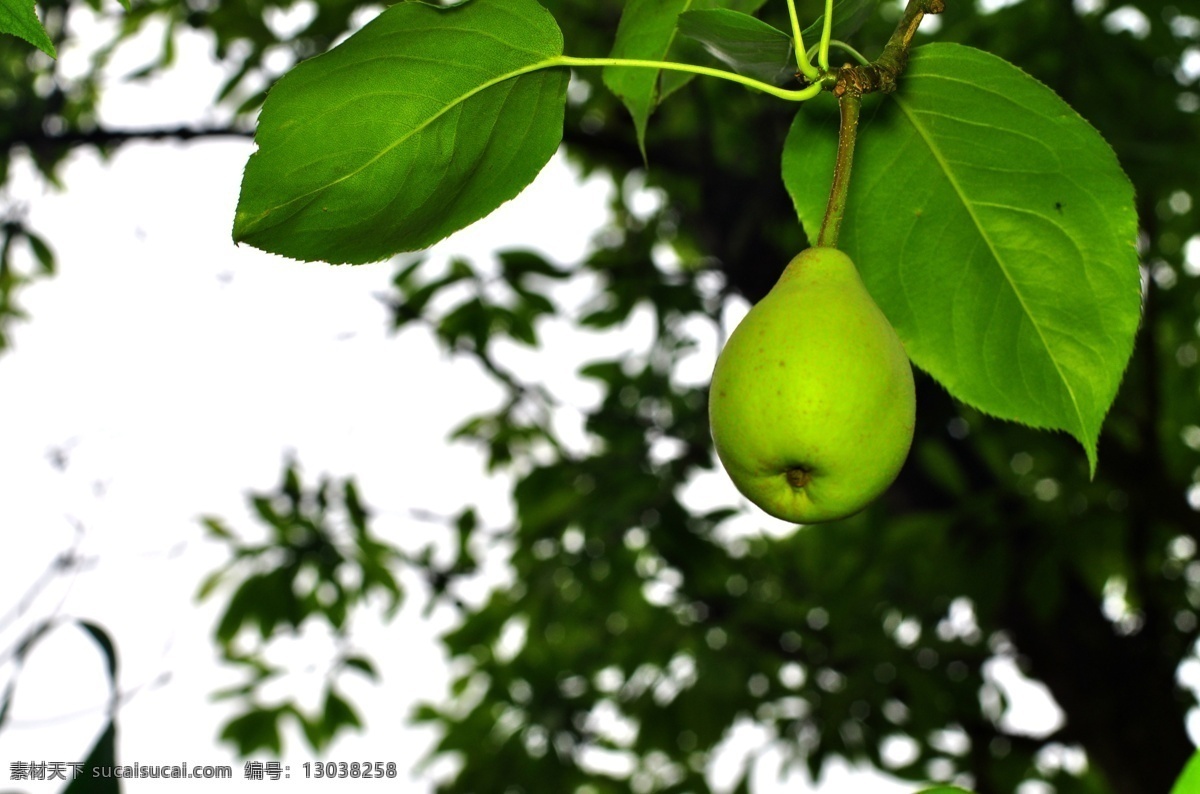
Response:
0,4,1088,793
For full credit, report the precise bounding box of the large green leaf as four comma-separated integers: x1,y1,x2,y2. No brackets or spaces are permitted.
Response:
677,9,794,85
0,0,56,57
233,0,569,264
782,43,1139,473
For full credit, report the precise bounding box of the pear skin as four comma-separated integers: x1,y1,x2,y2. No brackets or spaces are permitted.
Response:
709,247,915,523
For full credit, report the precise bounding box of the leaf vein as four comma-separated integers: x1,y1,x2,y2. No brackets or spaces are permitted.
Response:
894,94,1087,436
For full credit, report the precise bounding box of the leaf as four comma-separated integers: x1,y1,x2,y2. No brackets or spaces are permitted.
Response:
0,0,57,58
324,688,361,731
250,495,281,530
498,249,570,283
199,515,234,540
913,789,976,794
782,44,1140,473
801,0,881,46
64,721,119,794
298,709,323,751
342,481,368,536
301,688,363,751
233,0,570,264
359,548,404,618
78,621,119,684
195,568,225,601
677,9,794,85
24,229,55,274
219,708,284,756
603,0,769,154
1171,751,1200,794
342,655,379,682
215,572,286,643
659,0,770,101
602,0,690,156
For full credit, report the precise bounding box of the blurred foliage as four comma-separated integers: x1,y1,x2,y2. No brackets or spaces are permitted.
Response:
1,604,120,794
3,1,1200,794
0,0,368,347
197,460,405,756
0,217,55,352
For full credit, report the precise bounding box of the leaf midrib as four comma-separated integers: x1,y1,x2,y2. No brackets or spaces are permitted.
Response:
893,85,1086,435
240,0,564,234
242,55,562,234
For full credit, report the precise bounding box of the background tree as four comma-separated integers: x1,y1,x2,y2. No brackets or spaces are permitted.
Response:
3,2,1200,794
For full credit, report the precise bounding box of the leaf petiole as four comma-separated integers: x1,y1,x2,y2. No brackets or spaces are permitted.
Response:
553,55,823,101
808,40,870,67
818,0,835,70
786,0,821,81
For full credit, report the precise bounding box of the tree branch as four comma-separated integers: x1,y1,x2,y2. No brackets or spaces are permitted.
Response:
831,0,945,98
3,125,253,152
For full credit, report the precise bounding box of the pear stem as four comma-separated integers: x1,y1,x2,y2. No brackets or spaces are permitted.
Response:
831,0,944,96
817,91,861,249
815,0,944,249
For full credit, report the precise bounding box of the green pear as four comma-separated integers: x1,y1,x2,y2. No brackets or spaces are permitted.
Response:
709,247,915,523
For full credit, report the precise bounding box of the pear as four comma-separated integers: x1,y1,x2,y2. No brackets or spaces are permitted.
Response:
709,247,915,523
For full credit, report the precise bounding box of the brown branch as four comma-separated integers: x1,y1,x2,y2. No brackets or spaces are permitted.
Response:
833,0,946,98
3,125,254,151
